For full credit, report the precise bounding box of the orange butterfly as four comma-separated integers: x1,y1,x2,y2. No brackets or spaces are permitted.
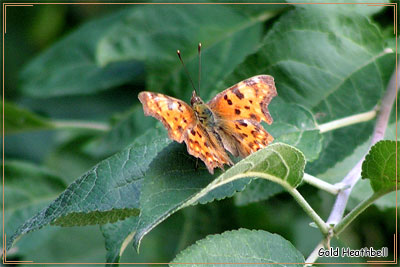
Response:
138,75,277,174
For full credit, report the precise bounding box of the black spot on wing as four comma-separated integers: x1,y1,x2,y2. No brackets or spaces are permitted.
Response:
232,86,244,99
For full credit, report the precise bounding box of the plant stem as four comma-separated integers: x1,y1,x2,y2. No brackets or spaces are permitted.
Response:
306,63,399,264
334,190,389,236
327,63,399,226
303,173,341,195
318,109,377,133
185,171,329,235
53,120,110,131
305,241,324,266
289,187,330,235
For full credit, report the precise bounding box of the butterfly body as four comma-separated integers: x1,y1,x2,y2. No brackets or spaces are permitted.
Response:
191,92,216,128
139,75,277,174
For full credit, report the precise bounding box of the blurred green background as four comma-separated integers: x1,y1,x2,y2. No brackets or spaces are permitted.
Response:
2,1,397,265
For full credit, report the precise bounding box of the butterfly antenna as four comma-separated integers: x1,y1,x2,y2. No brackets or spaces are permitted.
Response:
177,50,197,94
198,43,202,95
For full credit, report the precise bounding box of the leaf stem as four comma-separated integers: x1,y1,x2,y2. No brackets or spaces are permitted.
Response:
317,109,377,133
327,62,399,226
53,120,110,131
306,63,399,264
333,189,389,236
303,173,341,195
185,171,329,235
288,187,330,235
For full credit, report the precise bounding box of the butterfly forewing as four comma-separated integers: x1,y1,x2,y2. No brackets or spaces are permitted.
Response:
208,75,277,124
138,92,196,143
138,74,277,174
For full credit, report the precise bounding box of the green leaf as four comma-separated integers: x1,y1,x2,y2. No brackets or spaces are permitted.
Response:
101,217,138,263
223,5,395,174
268,98,322,162
133,143,305,250
2,161,66,252
234,179,283,206
19,9,143,97
84,105,156,157
6,128,169,250
171,229,304,266
287,0,389,16
234,99,320,206
361,140,399,193
97,5,270,100
318,117,399,210
2,102,55,134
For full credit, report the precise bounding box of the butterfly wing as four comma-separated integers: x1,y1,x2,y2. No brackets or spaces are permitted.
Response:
138,92,196,143
216,119,274,158
139,91,231,174
185,124,232,174
208,75,277,124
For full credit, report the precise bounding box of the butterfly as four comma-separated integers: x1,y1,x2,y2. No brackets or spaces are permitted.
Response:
138,75,277,174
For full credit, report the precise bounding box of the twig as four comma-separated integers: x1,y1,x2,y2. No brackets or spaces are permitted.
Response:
305,241,324,266
303,173,342,195
53,120,110,131
184,171,329,235
317,109,377,133
334,189,390,236
307,63,399,264
327,63,399,226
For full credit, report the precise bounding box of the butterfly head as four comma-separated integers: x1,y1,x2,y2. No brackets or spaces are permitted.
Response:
190,90,204,106
191,90,215,127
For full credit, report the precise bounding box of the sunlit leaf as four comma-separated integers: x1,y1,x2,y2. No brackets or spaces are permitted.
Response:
171,229,304,266
361,140,399,193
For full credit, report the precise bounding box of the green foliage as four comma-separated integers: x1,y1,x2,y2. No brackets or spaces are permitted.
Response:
96,4,271,100
362,140,399,193
133,143,305,251
4,2,397,265
223,5,394,175
6,128,169,249
3,102,55,134
171,229,305,266
2,161,66,252
19,9,142,97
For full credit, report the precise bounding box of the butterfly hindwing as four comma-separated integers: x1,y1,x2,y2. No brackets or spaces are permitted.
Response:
217,119,274,158
185,124,232,174
139,74,277,174
208,75,277,124
138,92,196,143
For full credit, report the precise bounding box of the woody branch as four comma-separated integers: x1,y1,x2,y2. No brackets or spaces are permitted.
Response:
306,62,399,264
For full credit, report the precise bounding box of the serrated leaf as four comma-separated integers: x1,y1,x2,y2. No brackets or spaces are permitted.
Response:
101,217,138,263
100,111,314,261
234,179,283,206
2,102,55,134
7,128,170,250
317,117,399,210
222,5,395,174
84,105,156,157
268,98,322,161
171,229,304,266
236,100,320,206
97,5,273,101
361,140,399,193
19,9,143,97
133,143,305,250
2,161,66,252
